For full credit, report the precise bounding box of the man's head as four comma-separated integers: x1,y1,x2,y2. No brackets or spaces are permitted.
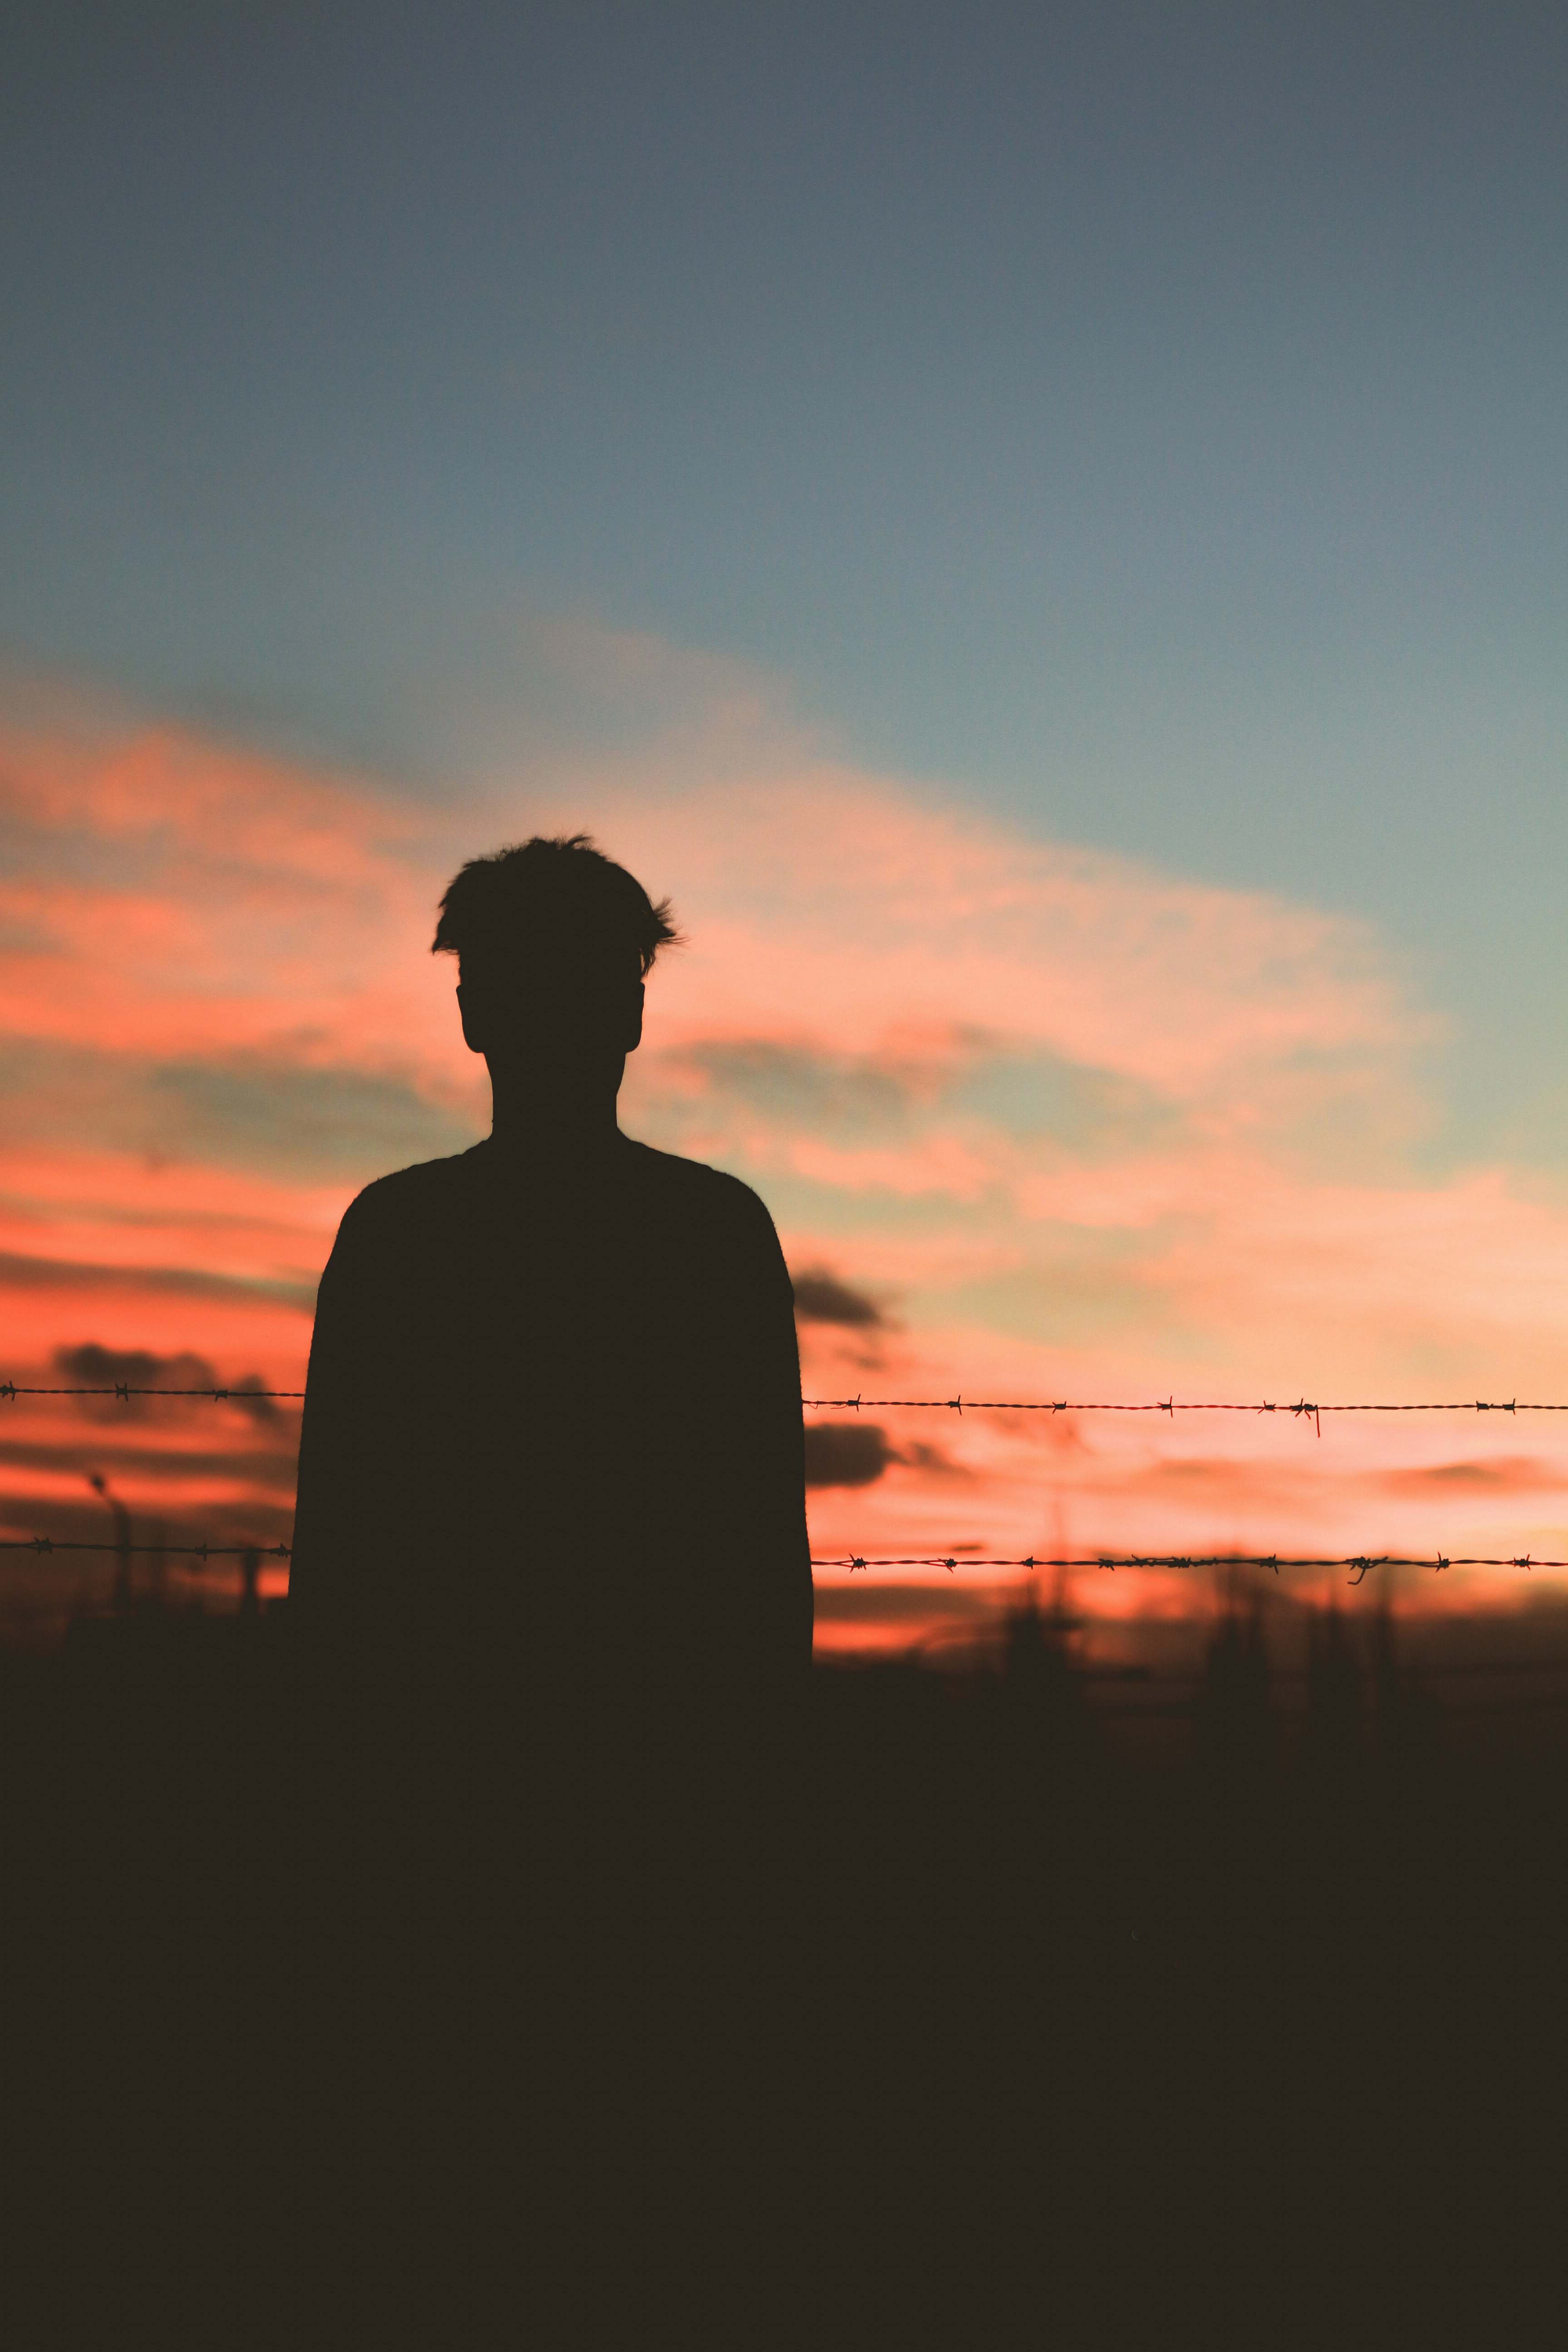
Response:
433,834,679,1108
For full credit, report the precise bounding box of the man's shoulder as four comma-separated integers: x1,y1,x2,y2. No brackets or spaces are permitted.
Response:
331,1140,783,1259
627,1145,790,1300
626,1141,776,1230
334,1148,485,1238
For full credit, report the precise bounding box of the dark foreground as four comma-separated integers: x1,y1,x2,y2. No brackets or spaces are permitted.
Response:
4,1592,1567,2350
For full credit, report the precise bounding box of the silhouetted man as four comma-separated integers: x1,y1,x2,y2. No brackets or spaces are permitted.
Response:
292,832,811,1677
284,835,813,2345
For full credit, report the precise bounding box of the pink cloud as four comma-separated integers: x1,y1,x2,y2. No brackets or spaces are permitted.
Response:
602,777,1424,1102
4,669,1568,1637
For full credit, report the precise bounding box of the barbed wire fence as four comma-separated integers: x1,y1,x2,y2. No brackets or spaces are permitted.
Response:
6,1374,1568,1584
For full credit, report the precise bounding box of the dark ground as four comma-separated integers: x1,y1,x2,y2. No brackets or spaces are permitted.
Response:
4,1590,1567,2349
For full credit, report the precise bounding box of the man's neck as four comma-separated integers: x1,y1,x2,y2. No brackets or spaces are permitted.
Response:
486,1093,626,1167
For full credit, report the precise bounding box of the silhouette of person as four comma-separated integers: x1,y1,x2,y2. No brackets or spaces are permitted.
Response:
284,835,813,2344
292,832,810,1676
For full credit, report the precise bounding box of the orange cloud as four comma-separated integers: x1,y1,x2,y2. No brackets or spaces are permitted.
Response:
4,666,1568,1639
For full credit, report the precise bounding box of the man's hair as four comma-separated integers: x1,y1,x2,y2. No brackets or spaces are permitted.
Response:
431,834,680,986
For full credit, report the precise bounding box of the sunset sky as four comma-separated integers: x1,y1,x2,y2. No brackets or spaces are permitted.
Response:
5,4,1567,1640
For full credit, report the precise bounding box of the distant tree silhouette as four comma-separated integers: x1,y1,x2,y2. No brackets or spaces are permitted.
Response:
86,1470,133,1611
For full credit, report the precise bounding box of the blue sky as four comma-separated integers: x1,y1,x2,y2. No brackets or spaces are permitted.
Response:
4,0,1566,1146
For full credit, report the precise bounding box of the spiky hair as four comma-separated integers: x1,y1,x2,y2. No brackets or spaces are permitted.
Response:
431,833,680,985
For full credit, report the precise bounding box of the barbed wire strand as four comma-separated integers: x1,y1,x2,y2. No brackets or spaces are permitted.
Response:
3,1383,1565,1425
1,1539,1560,1586
817,1552,1561,1583
0,1384,309,1401
0,1539,290,1560
802,1397,1558,1431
